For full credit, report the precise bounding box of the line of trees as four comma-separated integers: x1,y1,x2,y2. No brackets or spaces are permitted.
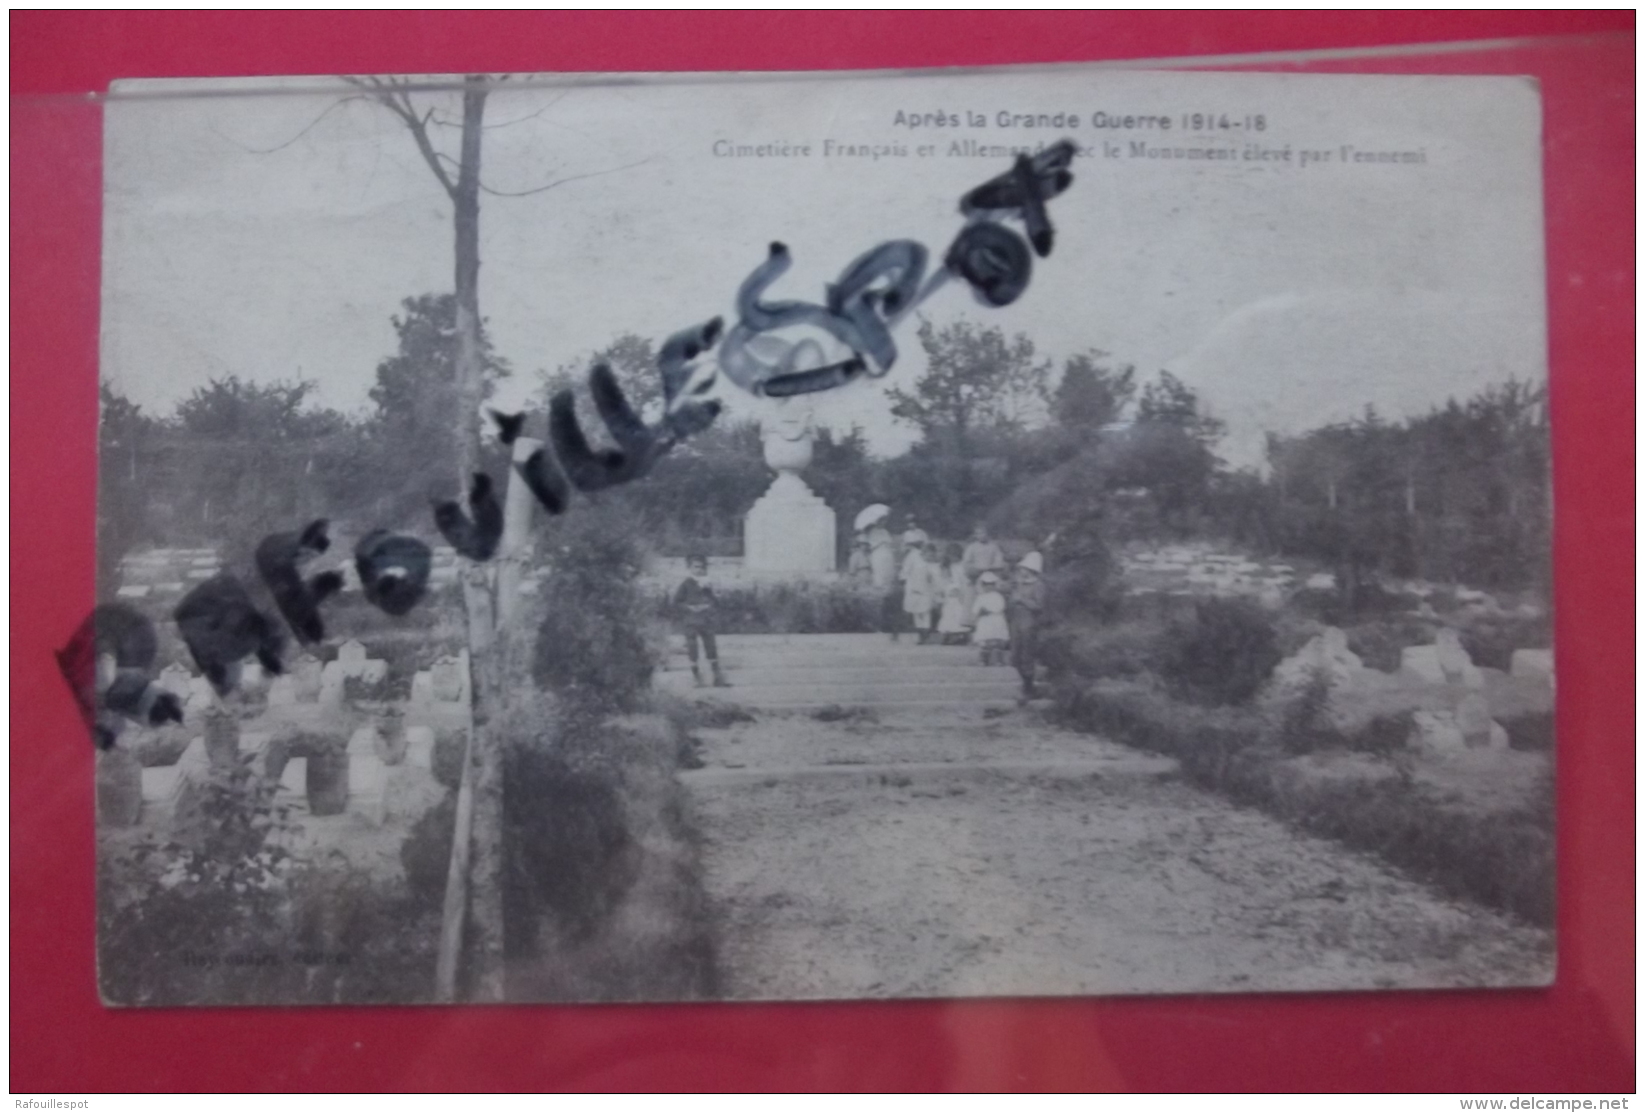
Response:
100,309,1552,608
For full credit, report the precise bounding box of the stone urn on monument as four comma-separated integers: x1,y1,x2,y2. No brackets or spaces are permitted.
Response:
743,397,838,574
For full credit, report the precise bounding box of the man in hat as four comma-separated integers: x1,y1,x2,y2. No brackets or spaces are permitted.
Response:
1008,550,1047,702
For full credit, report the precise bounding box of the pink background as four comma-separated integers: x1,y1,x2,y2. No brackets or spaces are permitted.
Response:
11,12,1634,1092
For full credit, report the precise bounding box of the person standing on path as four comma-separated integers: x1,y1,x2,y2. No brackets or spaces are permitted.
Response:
863,515,900,642
675,554,730,688
901,538,940,644
962,523,1005,585
971,571,1010,665
1008,550,1046,701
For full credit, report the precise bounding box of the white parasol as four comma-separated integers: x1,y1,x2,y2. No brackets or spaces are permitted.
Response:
853,504,889,531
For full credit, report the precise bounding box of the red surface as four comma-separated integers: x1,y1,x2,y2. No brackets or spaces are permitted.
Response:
10,12,1634,1093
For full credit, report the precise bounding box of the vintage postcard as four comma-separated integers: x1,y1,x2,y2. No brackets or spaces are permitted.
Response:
90,66,1554,1005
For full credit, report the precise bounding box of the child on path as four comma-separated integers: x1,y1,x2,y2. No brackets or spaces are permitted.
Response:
971,570,1009,664
1007,550,1046,702
900,538,939,644
675,555,730,688
936,543,974,645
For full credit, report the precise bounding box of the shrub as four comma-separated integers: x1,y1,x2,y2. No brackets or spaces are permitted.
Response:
1057,676,1553,926
1455,614,1553,671
1039,619,1160,682
1044,513,1122,622
680,580,883,635
1348,711,1415,755
98,761,303,1005
1501,710,1555,752
1157,597,1281,707
1277,669,1340,755
430,729,467,791
534,508,658,715
1345,617,1439,673
503,742,640,954
401,790,456,909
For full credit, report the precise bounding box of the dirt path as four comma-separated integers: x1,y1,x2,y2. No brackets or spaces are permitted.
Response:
683,705,1553,1001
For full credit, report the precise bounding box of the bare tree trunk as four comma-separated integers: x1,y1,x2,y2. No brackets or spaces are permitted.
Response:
448,77,508,1003
352,72,540,1003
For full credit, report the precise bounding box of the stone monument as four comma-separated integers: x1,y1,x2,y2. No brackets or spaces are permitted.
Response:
743,398,837,574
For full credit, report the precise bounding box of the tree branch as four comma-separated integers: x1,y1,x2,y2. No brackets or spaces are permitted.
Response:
345,75,458,199
217,93,374,154
479,155,653,198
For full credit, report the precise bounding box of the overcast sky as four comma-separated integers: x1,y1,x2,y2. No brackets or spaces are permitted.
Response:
101,67,1547,469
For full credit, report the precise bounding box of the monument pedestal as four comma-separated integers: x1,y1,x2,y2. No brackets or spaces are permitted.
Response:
744,473,836,574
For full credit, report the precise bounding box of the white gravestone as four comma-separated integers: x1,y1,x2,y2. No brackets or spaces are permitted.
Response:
1454,694,1508,750
429,658,465,703
140,764,186,806
1510,649,1554,685
293,656,323,701
278,756,307,796
266,676,297,707
404,726,436,770
337,640,369,679
318,661,346,708
1412,710,1466,752
410,671,434,705
1400,646,1447,684
743,397,836,574
1434,629,1485,688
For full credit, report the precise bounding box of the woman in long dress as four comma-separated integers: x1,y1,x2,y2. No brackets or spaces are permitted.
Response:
900,540,939,644
866,524,900,640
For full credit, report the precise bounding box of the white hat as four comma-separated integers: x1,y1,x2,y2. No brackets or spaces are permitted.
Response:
853,504,889,531
902,527,929,545
977,571,1001,587
1017,551,1044,574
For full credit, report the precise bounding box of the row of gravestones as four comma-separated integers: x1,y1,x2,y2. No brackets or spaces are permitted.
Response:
1122,548,1317,604
103,715,454,828
114,545,462,597
1264,625,1554,753
115,551,222,598
152,643,471,712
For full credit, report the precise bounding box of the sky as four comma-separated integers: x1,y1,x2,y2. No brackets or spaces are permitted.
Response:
101,67,1548,470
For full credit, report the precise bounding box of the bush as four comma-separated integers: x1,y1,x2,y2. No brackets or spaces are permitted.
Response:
1501,710,1555,752
1044,513,1122,622
430,729,467,791
1345,617,1439,673
1157,597,1281,707
503,741,640,954
98,761,302,1005
1039,619,1160,682
682,580,882,635
534,508,658,715
1057,678,1552,926
1277,670,1342,755
1349,711,1415,755
1455,614,1553,671
401,790,457,909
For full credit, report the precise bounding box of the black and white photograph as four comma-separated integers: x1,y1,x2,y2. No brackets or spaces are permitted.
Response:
88,66,1556,1006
